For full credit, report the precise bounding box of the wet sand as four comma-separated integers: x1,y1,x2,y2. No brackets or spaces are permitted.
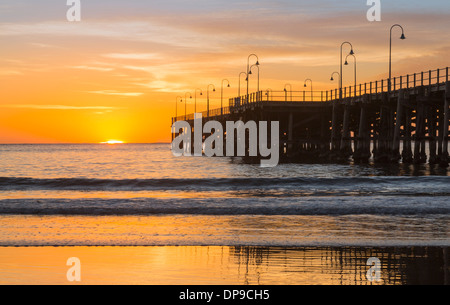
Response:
0,246,448,285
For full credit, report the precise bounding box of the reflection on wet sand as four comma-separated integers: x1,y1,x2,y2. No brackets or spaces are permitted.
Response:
369,162,450,177
230,246,449,285
0,246,447,285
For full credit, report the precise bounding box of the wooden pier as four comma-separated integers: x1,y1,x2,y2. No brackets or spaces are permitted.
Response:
173,67,450,166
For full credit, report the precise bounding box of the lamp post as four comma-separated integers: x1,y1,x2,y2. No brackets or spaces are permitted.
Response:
304,79,313,101
265,88,272,101
340,42,355,99
250,64,260,101
330,72,341,88
284,83,292,102
184,92,192,120
175,96,183,121
344,54,357,94
238,72,247,98
207,84,216,118
246,54,259,104
389,24,406,92
221,79,230,116
194,88,202,114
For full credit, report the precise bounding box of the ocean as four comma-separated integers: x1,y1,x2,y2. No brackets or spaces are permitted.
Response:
0,143,449,284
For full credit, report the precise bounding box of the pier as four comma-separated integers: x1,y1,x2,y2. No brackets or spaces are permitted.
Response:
172,67,450,166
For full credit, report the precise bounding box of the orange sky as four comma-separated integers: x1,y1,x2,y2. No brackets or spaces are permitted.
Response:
0,1,449,143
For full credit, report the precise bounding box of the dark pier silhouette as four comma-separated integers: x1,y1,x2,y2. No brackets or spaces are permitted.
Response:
173,67,450,167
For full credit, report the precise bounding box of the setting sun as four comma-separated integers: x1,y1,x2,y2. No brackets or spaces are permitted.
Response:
100,140,125,145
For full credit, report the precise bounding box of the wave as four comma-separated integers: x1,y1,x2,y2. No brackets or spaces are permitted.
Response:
1,176,450,193
0,196,449,216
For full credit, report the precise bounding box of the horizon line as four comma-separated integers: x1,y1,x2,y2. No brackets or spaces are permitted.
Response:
0,142,171,145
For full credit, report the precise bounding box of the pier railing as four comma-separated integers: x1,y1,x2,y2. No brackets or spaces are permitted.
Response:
173,67,449,122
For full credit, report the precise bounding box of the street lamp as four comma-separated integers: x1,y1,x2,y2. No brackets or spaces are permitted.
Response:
221,79,230,116
250,64,260,101
175,96,183,120
340,41,355,99
265,88,272,101
238,72,247,97
194,88,202,114
246,54,259,104
207,84,216,118
344,54,357,92
389,24,406,92
284,83,292,102
330,72,341,90
184,92,192,120
304,79,313,101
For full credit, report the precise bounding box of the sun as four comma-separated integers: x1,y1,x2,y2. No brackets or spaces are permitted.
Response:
100,140,125,145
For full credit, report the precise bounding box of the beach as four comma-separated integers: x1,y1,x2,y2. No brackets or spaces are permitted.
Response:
0,246,447,285
0,144,448,284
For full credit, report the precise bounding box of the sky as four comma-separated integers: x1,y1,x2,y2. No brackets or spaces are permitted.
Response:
0,0,449,143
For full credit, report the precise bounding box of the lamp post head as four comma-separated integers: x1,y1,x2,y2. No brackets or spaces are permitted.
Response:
400,33,406,40
344,60,348,65
255,61,260,66
349,49,355,55
304,84,307,87
245,77,248,81
330,77,334,81
200,92,203,96
227,84,230,88
213,89,216,92
248,70,253,75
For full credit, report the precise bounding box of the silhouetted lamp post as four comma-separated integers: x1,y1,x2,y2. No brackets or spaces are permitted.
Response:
221,79,230,116
265,88,272,101
389,24,406,92
340,42,355,99
175,96,183,120
250,64,260,100
330,72,341,89
304,79,313,101
284,83,292,102
194,88,202,114
344,54,357,89
246,54,259,104
238,72,247,98
184,92,192,120
207,84,216,118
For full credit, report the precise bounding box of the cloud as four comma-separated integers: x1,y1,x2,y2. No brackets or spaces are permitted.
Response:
86,90,144,97
0,21,220,50
0,104,121,110
0,70,23,76
102,53,162,60
132,80,187,93
71,65,114,72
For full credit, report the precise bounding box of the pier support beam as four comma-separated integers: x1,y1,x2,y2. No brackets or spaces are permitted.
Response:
331,102,341,154
319,114,329,159
402,107,413,163
375,107,390,162
440,82,450,167
354,102,370,163
428,106,438,164
288,112,294,156
340,101,352,158
414,99,427,164
392,89,404,162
